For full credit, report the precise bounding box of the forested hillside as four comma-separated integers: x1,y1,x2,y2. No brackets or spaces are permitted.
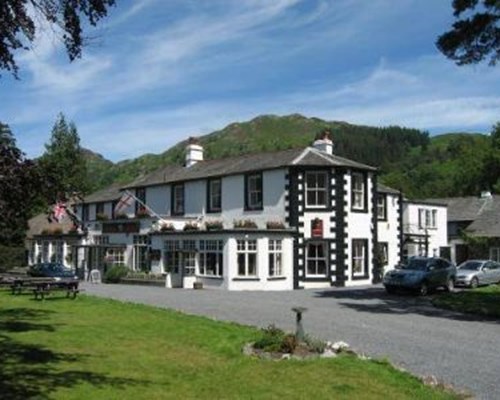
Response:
84,114,498,199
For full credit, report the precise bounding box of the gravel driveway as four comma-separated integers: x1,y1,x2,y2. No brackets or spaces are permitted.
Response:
82,283,500,399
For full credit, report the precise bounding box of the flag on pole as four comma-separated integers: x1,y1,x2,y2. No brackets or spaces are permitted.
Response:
52,202,67,222
114,192,134,215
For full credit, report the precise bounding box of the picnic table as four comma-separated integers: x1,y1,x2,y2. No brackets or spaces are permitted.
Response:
6,276,80,300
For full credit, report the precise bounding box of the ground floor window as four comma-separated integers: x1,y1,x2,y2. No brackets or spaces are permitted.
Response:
268,239,283,276
199,240,223,276
106,248,126,266
306,242,327,277
352,239,368,277
164,240,181,273
378,242,388,266
133,246,149,271
52,241,64,263
42,241,49,263
237,240,257,276
490,247,500,262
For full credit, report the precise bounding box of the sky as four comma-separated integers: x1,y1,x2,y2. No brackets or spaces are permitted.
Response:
1,0,499,162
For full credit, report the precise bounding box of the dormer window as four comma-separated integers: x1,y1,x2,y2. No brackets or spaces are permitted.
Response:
245,173,262,210
305,171,328,208
351,172,366,211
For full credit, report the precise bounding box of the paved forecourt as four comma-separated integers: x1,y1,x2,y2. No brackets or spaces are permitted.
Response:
82,283,500,399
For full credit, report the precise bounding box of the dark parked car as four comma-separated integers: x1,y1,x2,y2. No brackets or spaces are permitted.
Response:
455,260,500,288
383,256,456,295
28,263,77,280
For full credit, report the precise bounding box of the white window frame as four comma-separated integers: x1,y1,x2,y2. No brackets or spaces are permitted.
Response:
377,195,386,220
306,242,327,277
164,240,181,273
199,240,223,277
351,173,365,210
106,248,126,266
352,239,367,276
237,239,257,277
268,239,283,277
305,171,328,208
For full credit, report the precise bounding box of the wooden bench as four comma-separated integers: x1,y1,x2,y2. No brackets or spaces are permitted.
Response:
31,279,80,300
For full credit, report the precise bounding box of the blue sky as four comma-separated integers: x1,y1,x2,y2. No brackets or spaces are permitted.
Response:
1,0,499,162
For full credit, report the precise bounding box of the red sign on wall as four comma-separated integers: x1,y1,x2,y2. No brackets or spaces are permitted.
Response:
311,218,323,238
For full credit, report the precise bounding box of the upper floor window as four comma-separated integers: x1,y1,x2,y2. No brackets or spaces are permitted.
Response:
82,204,89,222
207,178,222,212
418,208,437,229
351,172,366,211
245,173,262,210
172,184,184,215
305,171,328,208
135,188,146,214
377,194,387,220
95,202,105,217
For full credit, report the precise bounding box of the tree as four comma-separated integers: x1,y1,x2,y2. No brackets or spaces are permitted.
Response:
1,0,115,78
437,0,500,66
0,122,42,247
39,113,89,203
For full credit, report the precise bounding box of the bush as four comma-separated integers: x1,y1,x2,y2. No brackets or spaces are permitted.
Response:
253,324,285,352
280,334,299,353
104,265,129,283
0,245,26,272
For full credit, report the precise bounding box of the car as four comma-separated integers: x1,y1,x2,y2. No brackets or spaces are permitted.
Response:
383,256,456,296
27,262,78,280
455,260,500,288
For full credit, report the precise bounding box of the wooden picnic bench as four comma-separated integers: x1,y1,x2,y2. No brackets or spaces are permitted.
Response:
7,276,80,299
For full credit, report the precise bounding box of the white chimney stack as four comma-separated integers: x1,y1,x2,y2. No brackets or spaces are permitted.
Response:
185,137,203,167
312,129,333,154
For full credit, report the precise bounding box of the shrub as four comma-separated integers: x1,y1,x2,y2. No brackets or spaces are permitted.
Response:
253,324,286,352
114,213,128,220
104,265,129,283
280,334,299,353
303,335,326,354
135,209,150,219
96,213,109,221
160,223,175,232
0,245,26,272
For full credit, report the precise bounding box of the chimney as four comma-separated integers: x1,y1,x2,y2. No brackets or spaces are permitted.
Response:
185,137,203,167
312,129,333,154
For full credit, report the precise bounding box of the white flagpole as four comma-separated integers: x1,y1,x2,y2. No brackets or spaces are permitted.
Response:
124,190,168,223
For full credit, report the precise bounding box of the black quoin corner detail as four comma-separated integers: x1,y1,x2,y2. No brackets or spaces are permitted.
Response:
371,173,380,283
334,168,346,287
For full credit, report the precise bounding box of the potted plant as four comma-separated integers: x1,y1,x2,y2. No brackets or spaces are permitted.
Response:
183,221,200,231
114,212,128,220
135,208,150,219
205,220,224,231
96,213,109,221
159,223,176,232
266,220,286,229
233,219,258,229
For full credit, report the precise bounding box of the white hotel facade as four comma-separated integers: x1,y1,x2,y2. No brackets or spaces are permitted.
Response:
27,133,448,290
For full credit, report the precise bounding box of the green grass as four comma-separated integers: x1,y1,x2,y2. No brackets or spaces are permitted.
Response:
0,291,459,399
432,284,500,318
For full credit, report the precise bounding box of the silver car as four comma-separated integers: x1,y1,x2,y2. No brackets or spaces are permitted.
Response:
455,260,500,288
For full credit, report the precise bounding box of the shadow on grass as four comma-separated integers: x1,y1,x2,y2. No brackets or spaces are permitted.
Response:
314,287,500,324
0,307,150,399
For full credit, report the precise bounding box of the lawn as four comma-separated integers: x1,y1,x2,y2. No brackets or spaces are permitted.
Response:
0,291,459,400
432,284,500,318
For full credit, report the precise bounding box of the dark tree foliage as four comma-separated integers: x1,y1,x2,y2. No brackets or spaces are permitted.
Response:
437,0,500,66
38,113,89,204
0,122,43,246
0,0,115,77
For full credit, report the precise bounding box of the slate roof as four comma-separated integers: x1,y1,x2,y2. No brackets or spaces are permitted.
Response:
26,213,76,239
428,194,500,238
377,183,400,195
124,147,376,189
82,183,123,204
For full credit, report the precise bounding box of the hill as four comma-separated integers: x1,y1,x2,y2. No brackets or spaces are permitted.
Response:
83,114,497,198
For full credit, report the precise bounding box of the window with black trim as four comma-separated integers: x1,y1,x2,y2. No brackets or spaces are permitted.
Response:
305,171,328,208
82,204,89,221
245,173,262,210
207,178,221,212
135,188,146,214
352,239,368,277
306,242,327,277
351,172,366,211
378,242,388,266
377,194,387,220
172,184,184,215
95,202,104,217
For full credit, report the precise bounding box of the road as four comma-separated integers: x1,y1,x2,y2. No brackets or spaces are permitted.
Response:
82,283,500,399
